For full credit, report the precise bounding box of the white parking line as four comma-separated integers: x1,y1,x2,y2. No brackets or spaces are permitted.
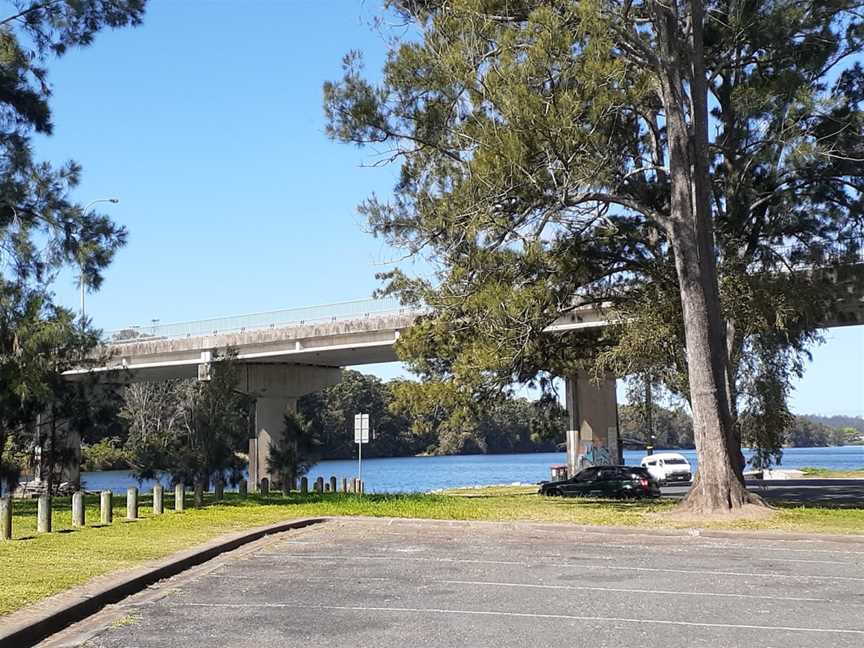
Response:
437,579,850,603
180,603,864,635
273,553,864,582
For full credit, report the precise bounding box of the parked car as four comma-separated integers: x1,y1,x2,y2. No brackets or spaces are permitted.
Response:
640,452,692,484
538,466,661,499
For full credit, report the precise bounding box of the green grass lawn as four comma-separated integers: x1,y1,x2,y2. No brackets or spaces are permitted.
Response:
1,488,862,618
799,466,864,478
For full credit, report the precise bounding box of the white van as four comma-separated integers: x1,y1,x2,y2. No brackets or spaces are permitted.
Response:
640,452,692,484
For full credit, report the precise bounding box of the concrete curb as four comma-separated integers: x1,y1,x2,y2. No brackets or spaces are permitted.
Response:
0,517,325,648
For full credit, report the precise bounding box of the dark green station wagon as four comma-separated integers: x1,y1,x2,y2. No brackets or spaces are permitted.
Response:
538,466,662,499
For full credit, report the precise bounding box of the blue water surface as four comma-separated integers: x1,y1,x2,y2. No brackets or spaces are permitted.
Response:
81,446,864,494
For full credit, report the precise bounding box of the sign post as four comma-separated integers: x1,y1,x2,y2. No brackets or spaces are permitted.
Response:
354,413,370,491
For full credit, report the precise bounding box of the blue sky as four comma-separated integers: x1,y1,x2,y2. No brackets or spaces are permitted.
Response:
33,1,863,416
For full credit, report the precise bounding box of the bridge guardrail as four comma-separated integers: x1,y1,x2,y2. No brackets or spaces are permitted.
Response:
106,296,409,344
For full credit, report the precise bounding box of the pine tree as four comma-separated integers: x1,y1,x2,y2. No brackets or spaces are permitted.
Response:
0,1,146,487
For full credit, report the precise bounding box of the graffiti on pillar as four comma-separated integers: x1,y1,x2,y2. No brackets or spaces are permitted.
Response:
579,441,611,467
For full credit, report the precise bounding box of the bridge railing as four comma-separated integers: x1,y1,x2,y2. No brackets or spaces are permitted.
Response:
105,296,411,344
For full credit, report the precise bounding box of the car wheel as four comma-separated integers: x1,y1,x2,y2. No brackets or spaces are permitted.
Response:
547,487,561,497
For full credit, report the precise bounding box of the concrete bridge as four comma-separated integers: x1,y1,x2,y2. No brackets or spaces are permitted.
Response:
66,297,617,486
68,259,864,488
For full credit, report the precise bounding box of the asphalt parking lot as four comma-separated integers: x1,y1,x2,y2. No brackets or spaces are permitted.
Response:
40,517,864,648
663,478,864,507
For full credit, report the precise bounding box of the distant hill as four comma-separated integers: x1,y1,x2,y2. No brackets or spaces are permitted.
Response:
801,415,864,434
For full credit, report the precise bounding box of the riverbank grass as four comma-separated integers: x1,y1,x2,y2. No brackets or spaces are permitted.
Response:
799,466,864,478
1,489,862,617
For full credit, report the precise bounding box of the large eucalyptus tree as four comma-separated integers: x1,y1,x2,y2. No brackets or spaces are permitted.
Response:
325,0,864,512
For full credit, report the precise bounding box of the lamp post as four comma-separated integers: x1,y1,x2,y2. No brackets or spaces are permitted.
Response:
79,197,119,323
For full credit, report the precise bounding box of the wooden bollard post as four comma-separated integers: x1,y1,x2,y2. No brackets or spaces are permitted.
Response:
153,485,164,515
194,482,204,508
324,483,330,492
214,480,224,501
330,476,337,493
300,477,308,494
360,480,365,495
238,479,247,498
174,484,185,512
100,490,113,525
353,478,359,493
315,477,324,493
1,496,12,540
127,487,139,520
72,491,85,527
341,478,347,493
260,477,269,496
37,494,51,533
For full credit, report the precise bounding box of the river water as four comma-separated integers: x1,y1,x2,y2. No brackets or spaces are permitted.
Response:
80,446,864,494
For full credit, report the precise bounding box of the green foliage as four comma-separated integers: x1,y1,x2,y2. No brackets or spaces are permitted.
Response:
81,437,129,471
785,418,836,448
0,1,146,491
323,1,864,481
267,413,320,489
298,370,566,457
121,353,250,487
299,370,414,458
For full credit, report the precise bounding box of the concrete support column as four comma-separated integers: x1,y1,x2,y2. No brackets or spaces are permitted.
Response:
564,370,620,475
238,363,341,491
252,396,297,489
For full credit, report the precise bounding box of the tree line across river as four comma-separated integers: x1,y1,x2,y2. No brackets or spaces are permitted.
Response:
77,369,864,475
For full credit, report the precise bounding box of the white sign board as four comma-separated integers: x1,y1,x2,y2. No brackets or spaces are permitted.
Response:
354,413,370,444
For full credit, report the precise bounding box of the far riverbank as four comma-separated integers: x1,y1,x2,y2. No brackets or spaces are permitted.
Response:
80,446,864,494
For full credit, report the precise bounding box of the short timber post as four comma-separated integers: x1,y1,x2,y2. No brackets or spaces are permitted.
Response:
100,490,113,525
72,491,85,527
174,484,185,512
324,483,330,492
329,476,337,493
238,479,247,498
153,485,164,515
127,487,139,521
300,477,308,494
359,480,365,495
1,496,12,540
315,477,324,493
37,494,51,533
260,477,269,496
341,478,348,493
214,480,224,501
194,482,204,508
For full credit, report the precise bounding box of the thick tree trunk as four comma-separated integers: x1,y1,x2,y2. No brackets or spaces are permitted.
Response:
655,0,760,513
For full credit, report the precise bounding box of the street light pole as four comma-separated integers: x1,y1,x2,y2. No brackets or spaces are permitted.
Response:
79,197,119,324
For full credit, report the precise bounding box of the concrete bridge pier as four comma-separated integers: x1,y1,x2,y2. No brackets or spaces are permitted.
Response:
564,371,621,476
239,364,341,491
